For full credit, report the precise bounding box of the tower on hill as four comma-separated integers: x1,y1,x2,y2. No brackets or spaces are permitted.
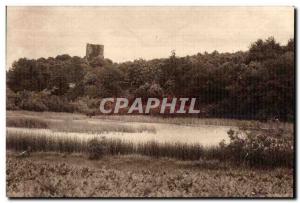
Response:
86,43,104,60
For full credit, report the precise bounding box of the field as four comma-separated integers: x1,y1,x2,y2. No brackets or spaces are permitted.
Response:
6,111,294,198
7,152,293,198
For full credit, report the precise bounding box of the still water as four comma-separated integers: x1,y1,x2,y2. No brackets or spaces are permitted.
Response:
7,119,234,146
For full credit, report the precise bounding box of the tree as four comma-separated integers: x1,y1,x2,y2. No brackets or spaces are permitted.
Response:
247,37,283,62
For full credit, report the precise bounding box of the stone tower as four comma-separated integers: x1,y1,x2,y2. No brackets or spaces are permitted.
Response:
86,43,104,60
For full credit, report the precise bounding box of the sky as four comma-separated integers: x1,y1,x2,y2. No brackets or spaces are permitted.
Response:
6,6,294,68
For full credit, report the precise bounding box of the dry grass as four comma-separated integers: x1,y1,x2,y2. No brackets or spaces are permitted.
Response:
51,121,156,134
6,117,49,129
6,130,205,160
6,152,294,198
6,111,294,198
6,115,156,134
6,126,293,167
6,111,294,166
7,110,293,129
95,114,293,130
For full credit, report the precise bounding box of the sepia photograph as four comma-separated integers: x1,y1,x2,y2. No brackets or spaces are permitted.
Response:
5,6,295,198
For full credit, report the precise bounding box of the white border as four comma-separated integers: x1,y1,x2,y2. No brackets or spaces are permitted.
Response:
1,0,300,6
1,0,298,202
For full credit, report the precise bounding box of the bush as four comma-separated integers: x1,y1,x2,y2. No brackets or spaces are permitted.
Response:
222,126,293,167
44,95,75,112
6,88,19,110
70,97,99,114
11,90,75,113
87,138,106,160
21,99,48,112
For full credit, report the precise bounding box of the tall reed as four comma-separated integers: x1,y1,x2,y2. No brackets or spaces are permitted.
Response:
6,130,206,160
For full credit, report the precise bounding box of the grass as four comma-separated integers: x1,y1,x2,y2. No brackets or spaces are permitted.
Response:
6,152,294,197
7,110,294,129
6,130,205,160
6,111,294,167
6,116,156,134
94,114,293,130
51,121,156,134
6,126,293,167
6,111,294,197
6,117,49,129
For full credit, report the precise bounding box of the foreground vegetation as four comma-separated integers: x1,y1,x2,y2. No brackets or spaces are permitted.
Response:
6,111,294,197
6,112,293,168
6,152,293,197
6,127,293,168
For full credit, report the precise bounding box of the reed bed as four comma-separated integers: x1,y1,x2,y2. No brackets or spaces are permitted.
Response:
51,121,156,134
6,117,49,129
6,116,156,134
95,115,293,130
6,111,294,167
6,130,212,161
8,110,293,129
7,127,293,168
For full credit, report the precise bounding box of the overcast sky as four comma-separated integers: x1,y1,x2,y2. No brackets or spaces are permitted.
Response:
6,6,294,68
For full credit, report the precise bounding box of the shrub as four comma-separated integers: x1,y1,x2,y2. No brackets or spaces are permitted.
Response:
21,100,49,112
12,91,75,113
87,138,106,160
44,95,75,112
70,97,99,114
6,102,19,111
222,126,293,167
6,88,19,110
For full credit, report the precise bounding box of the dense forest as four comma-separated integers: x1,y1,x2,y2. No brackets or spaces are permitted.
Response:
6,37,294,121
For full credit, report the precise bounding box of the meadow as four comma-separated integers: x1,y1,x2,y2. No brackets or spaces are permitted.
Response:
6,111,294,197
7,152,293,197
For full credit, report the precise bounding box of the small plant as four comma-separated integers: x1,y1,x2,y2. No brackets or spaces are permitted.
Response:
87,138,106,160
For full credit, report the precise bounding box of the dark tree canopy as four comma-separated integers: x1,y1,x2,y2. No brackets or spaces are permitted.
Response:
6,37,294,121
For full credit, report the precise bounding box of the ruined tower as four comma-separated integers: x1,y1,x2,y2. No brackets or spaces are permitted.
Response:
86,43,104,60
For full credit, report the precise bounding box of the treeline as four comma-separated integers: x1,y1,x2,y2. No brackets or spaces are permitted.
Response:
6,37,294,121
